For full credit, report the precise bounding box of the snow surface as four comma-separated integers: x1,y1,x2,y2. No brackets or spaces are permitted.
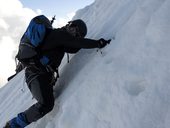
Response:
1,0,170,127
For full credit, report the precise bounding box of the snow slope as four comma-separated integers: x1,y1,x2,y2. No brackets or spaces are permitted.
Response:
1,0,170,127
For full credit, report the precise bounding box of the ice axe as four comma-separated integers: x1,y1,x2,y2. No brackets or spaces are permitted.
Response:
51,15,56,25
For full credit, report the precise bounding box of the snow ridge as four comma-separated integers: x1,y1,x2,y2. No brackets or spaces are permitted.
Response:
1,0,170,128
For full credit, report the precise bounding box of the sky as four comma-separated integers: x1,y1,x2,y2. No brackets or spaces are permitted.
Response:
1,0,170,127
0,0,94,87
21,0,94,17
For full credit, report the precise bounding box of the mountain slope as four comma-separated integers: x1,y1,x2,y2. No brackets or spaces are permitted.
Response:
1,0,170,128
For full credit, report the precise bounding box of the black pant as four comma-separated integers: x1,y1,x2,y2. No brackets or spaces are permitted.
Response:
23,66,54,123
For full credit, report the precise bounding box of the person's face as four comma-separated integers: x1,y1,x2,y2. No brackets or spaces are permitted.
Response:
67,23,83,38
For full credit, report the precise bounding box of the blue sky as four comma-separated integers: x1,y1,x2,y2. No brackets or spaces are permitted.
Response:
20,0,94,17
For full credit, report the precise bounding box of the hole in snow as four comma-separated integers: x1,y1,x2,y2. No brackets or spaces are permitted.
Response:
124,80,146,96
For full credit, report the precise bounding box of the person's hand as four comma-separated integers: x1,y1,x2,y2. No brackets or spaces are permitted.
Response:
98,38,111,48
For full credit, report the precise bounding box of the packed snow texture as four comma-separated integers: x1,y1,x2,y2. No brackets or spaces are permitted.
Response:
1,0,170,127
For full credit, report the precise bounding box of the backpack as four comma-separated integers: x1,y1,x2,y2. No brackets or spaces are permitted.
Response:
7,15,60,81
16,15,53,65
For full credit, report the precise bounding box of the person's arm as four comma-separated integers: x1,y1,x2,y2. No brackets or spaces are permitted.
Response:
63,47,80,53
61,37,111,49
41,28,111,50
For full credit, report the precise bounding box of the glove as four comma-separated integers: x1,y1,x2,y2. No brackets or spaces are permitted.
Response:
98,38,111,48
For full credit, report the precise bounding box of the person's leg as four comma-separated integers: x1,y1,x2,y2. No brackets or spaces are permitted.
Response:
4,66,54,128
24,66,54,123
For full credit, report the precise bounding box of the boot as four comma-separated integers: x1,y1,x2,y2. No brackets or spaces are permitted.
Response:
3,113,29,128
